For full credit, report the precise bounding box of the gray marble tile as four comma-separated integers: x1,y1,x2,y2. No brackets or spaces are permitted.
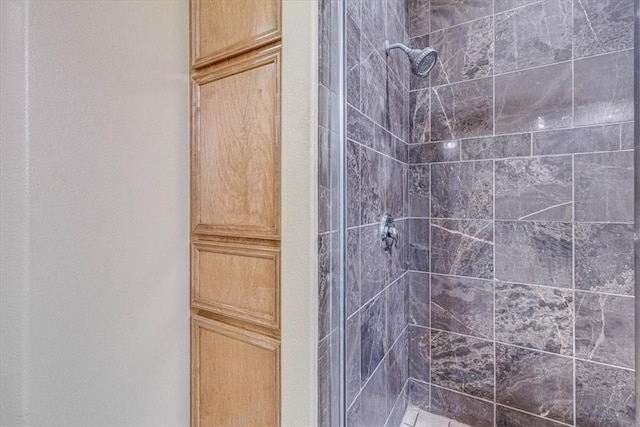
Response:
346,391,361,427
396,139,409,164
495,62,572,134
430,17,493,86
361,0,386,54
430,0,493,32
574,0,634,59
431,161,494,219
461,133,531,160
361,48,387,127
360,147,385,225
495,221,573,288
431,77,493,141
575,50,634,126
359,356,388,427
346,0,361,28
386,331,408,415
495,283,574,355
496,344,574,424
386,276,406,345
387,384,408,427
409,0,429,37
319,83,330,129
384,157,406,220
318,0,331,88
431,331,495,400
574,151,634,222
410,89,430,144
330,232,340,330
575,292,635,369
575,223,634,296
389,219,410,284
576,360,636,427
496,405,567,427
386,3,410,90
360,223,386,305
495,156,573,221
533,124,621,155
318,335,333,426
374,124,395,158
431,219,494,279
409,164,430,217
408,325,430,383
347,12,361,108
347,313,361,406
431,274,494,339
430,385,494,427
495,0,543,13
409,218,430,272
387,71,409,142
347,228,361,316
409,141,461,164
347,105,374,147
407,271,430,327
318,185,330,234
621,122,634,150
318,234,331,340
347,139,361,227
410,34,431,91
495,0,572,74
408,379,430,412
361,293,387,385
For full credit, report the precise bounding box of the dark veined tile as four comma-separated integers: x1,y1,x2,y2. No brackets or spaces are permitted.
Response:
574,0,634,58
407,271,430,327
430,0,493,32
360,294,387,385
461,133,531,160
408,379,430,412
532,124,621,155
431,160,494,219
430,385,495,427
496,405,567,427
408,325,430,383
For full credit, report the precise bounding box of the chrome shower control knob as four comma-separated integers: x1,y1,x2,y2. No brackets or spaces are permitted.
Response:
380,214,399,250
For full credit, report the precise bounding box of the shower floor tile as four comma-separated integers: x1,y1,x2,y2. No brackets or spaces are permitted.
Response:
400,405,471,427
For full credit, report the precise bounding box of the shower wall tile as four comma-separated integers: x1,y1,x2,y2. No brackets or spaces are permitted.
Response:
431,77,493,141
495,221,573,288
361,293,387,385
430,385,495,427
495,62,572,134
429,17,493,86
461,133,531,161
574,150,634,222
389,219,410,283
359,359,388,427
346,13,361,108
430,331,495,400
347,228,361,316
375,125,395,158
431,274,494,339
431,160,494,219
361,0,386,54
575,360,636,427
495,156,573,221
496,344,574,424
494,0,572,74
409,0,429,37
360,147,385,225
408,325,430,383
346,0,361,27
574,50,634,126
532,124,621,155
318,335,332,426
388,384,409,427
495,0,543,13
386,331,408,413
360,223,386,304
347,139,361,227
386,276,406,345
407,271,430,327
361,47,387,127
409,141,460,164
495,283,574,355
573,0,634,59
347,313,361,406
409,218,430,271
431,219,494,279
386,3,410,89
408,379,431,411
387,71,409,140
384,156,406,219
496,405,566,427
347,105,375,148
575,223,635,296
409,164,430,217
430,0,493,32
621,122,634,149
318,234,331,340
410,89,430,144
575,292,635,369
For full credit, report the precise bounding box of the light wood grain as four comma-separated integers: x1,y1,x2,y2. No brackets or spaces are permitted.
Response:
192,241,280,329
192,0,281,68
192,45,281,240
191,315,280,427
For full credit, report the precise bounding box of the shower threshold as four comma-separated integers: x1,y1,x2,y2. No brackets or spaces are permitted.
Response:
400,405,471,427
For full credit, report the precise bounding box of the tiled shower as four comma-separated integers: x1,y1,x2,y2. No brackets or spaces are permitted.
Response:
318,0,636,426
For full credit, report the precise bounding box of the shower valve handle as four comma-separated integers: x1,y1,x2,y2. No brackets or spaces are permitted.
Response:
380,214,399,250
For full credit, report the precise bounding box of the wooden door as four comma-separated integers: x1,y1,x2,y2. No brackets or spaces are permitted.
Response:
190,1,282,425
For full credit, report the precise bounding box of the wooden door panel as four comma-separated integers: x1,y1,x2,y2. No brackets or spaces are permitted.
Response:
192,241,280,328
191,315,280,426
192,0,281,68
192,46,281,240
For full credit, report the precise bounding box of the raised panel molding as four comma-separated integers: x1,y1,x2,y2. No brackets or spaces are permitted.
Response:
191,315,281,427
191,45,281,240
192,240,280,329
191,0,281,68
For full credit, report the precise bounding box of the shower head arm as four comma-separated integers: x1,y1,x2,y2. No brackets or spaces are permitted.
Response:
385,41,411,55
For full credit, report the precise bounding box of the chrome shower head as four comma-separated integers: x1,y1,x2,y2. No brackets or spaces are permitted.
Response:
385,40,438,77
